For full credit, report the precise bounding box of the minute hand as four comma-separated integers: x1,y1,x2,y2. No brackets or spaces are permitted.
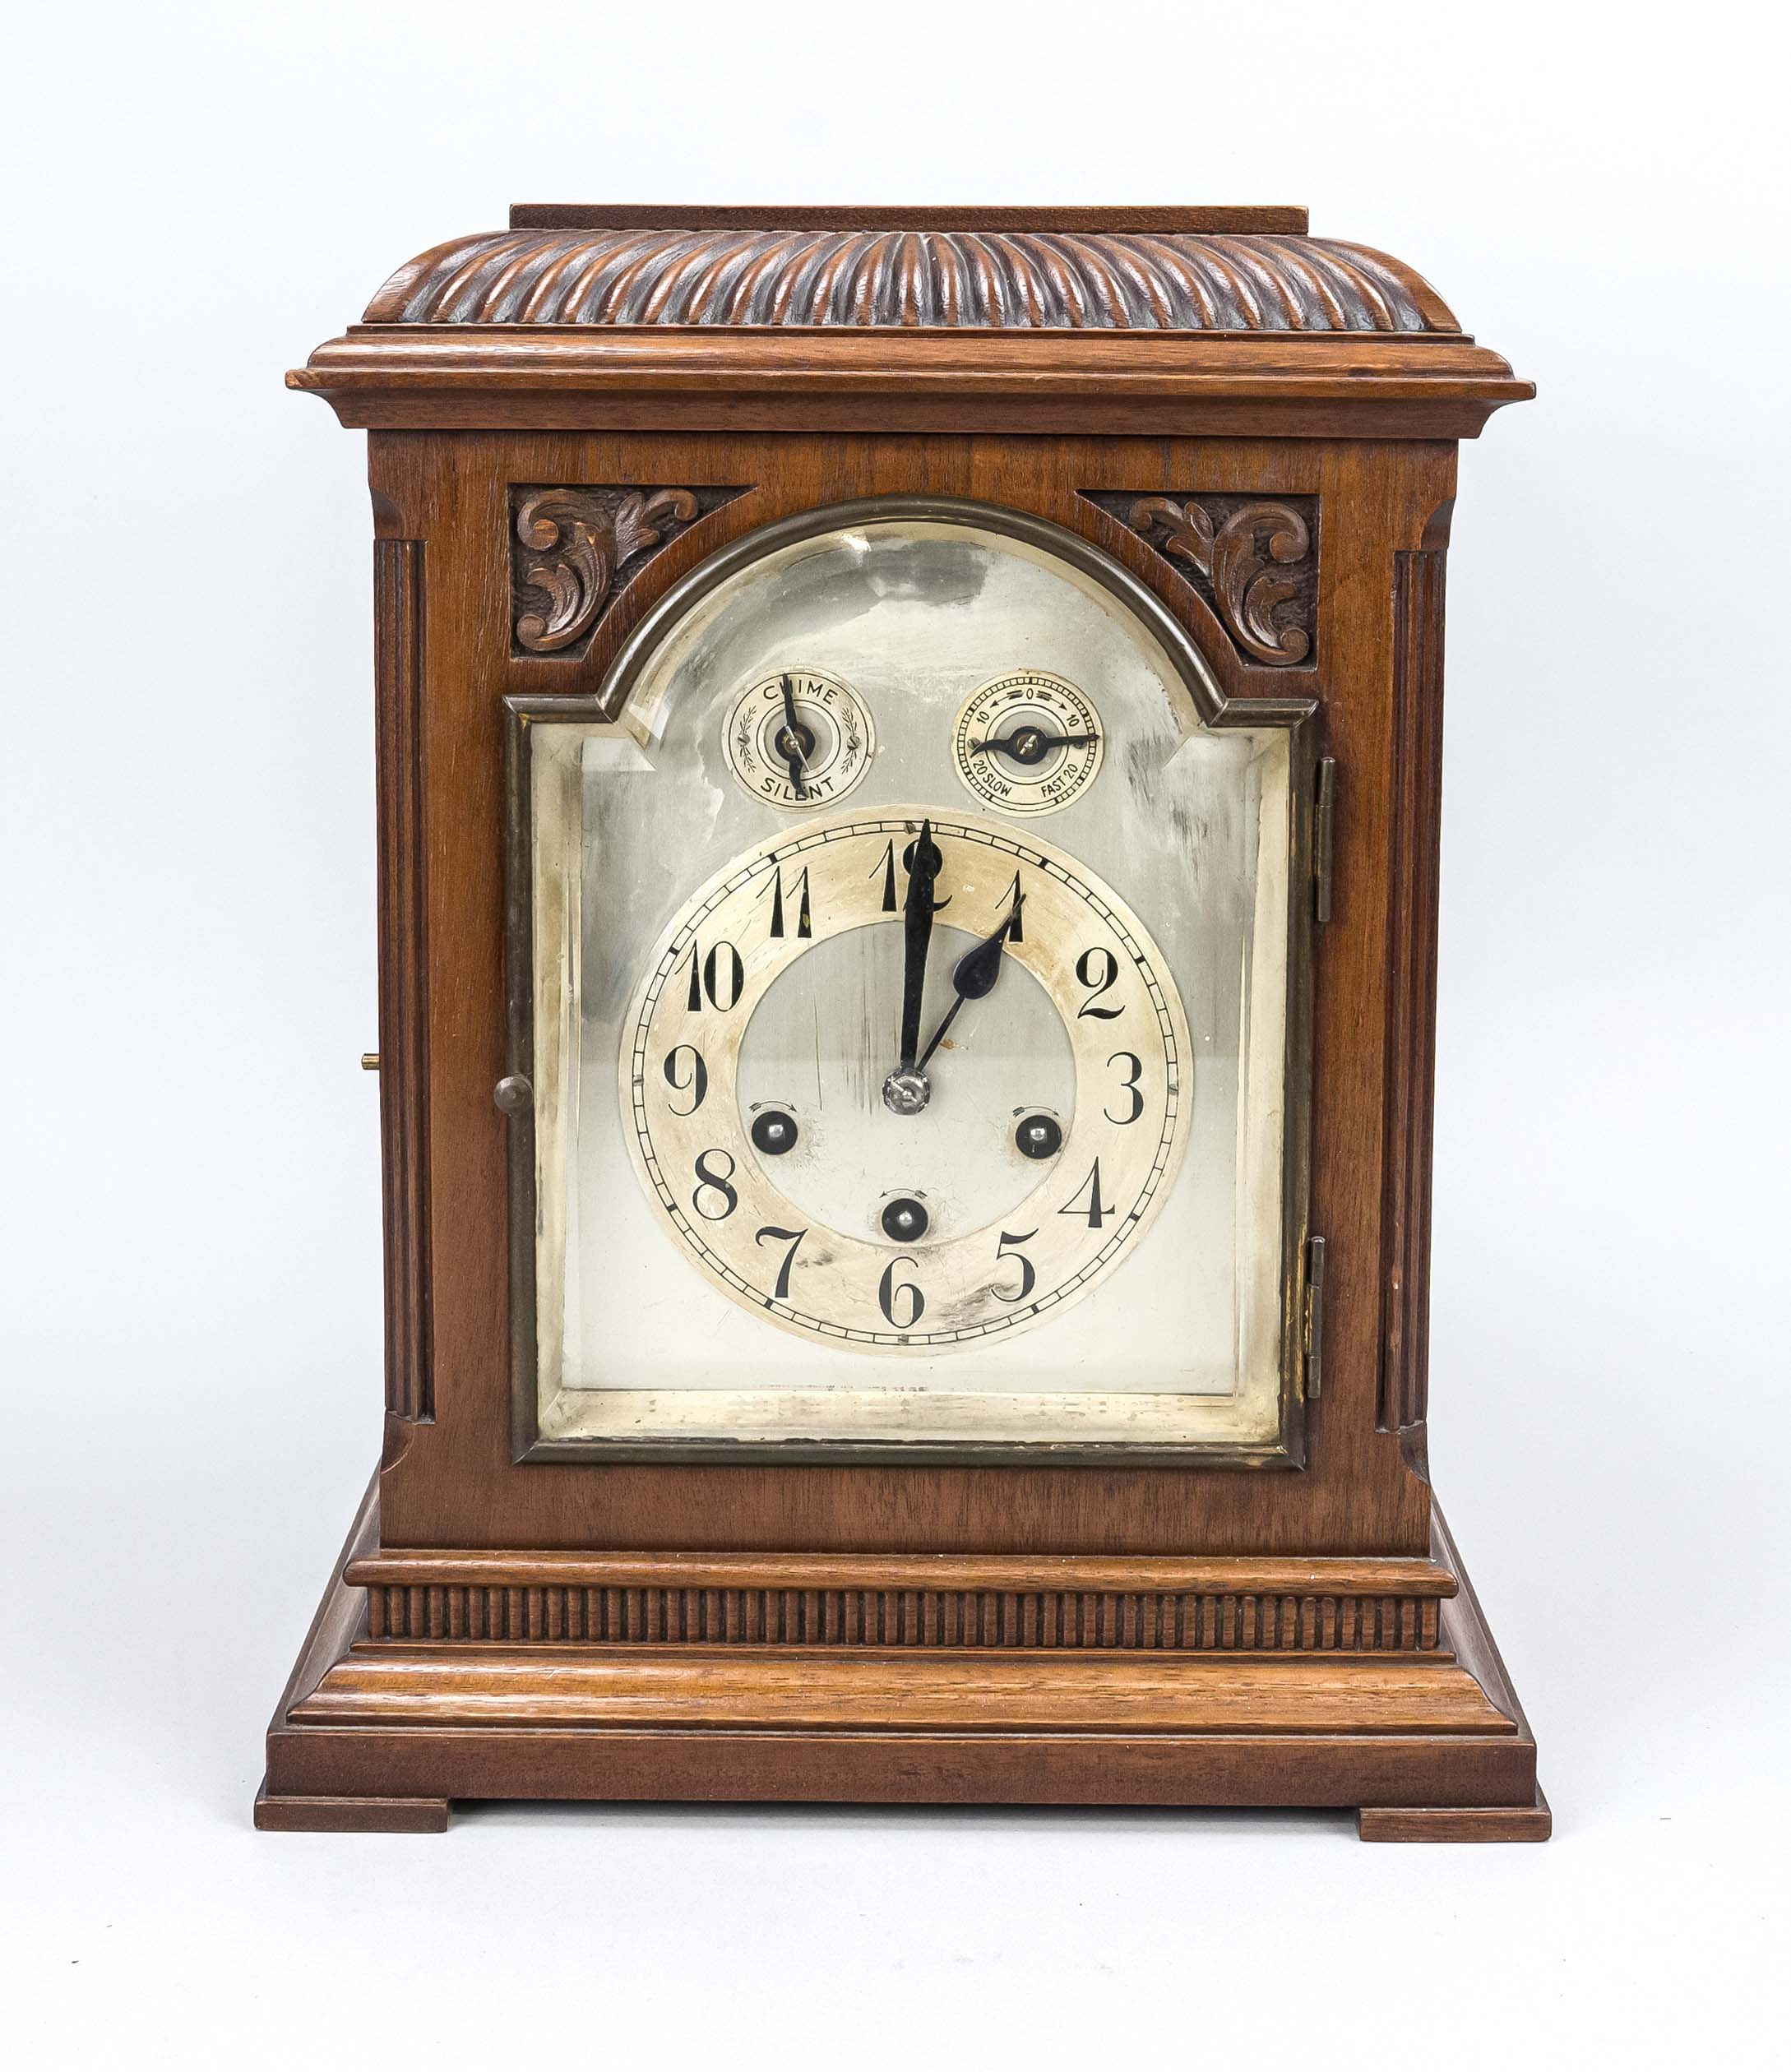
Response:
915,891,1025,1072
898,820,943,1071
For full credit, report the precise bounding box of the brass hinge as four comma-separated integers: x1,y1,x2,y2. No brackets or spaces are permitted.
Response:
1313,754,1338,923
1303,1234,1327,1399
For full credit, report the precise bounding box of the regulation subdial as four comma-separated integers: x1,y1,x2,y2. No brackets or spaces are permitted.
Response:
951,671,1104,816
724,668,876,810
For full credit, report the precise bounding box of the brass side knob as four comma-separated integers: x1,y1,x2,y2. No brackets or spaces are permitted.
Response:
361,1053,381,1071
493,1074,534,1115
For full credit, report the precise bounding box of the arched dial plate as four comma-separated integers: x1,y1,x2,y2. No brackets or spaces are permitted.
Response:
951,670,1104,815
622,807,1192,1355
722,668,876,810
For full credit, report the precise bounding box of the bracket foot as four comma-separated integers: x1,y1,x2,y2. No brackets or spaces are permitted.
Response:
254,1787,451,1834
1358,1787,1551,1843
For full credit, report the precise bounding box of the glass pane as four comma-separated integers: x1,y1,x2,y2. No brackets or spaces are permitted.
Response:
524,510,1296,1450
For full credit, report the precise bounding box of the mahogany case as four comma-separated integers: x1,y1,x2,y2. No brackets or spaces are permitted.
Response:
258,206,1545,1839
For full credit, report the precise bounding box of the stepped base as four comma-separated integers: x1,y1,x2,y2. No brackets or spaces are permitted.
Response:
258,1473,1545,1840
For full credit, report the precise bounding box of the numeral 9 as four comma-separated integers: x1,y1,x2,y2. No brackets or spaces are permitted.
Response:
662,1044,708,1115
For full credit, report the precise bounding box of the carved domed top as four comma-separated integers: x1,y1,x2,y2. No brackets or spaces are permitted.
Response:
364,213,1458,335
297,207,1530,437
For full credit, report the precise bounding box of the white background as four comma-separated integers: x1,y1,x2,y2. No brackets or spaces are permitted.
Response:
2,2,1786,2063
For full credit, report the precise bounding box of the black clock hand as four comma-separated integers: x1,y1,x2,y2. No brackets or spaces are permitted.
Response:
898,819,944,1072
915,887,1025,1072
970,728,1100,761
777,673,813,797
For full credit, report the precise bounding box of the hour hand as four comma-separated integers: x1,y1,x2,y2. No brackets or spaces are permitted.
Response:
916,886,1025,1072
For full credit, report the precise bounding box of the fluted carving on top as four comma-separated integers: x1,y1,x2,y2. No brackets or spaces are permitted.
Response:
368,229,1454,333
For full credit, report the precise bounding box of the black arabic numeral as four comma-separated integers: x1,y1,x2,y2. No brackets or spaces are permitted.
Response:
878,1256,925,1330
1002,872,1025,942
1075,946,1123,1019
1104,1050,1144,1124
871,839,898,913
1058,1158,1115,1230
758,864,812,940
682,937,744,1011
705,942,744,1009
901,830,948,907
662,1043,708,1116
754,1224,806,1300
993,1228,1038,1303
692,1148,738,1222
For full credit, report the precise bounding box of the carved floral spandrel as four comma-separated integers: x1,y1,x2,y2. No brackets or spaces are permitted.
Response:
511,486,732,655
1089,493,1319,667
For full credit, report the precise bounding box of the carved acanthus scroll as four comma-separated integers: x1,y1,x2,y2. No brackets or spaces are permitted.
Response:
1086,493,1320,667
511,486,739,656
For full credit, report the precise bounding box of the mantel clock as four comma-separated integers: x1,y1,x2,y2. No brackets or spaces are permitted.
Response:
260,204,1545,1840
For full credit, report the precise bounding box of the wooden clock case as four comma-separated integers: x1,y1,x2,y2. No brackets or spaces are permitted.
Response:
259,205,1545,1840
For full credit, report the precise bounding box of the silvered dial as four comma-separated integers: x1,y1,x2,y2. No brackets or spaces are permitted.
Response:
622,807,1191,1353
